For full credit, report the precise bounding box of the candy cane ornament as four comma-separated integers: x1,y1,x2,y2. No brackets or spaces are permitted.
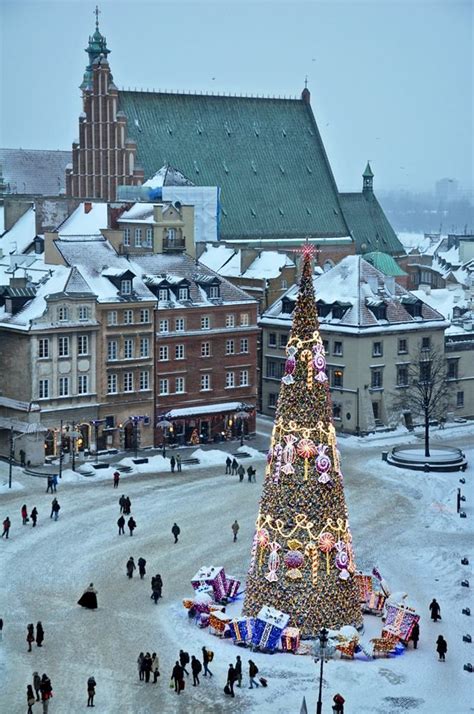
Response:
304,541,319,585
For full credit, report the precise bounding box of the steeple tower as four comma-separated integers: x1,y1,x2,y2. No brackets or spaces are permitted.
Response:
362,161,374,194
80,6,111,90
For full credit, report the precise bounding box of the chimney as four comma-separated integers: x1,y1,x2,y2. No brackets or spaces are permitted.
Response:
10,276,28,289
84,201,92,214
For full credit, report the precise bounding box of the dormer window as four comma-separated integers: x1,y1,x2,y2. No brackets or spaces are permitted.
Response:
178,286,189,301
167,228,176,244
58,306,69,322
158,288,169,301
121,279,132,295
209,285,220,299
316,301,330,318
281,298,295,314
332,306,344,319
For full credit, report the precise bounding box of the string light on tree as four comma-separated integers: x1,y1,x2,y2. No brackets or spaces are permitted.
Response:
243,247,363,635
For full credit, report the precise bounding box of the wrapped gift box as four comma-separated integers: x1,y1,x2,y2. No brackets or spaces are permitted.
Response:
354,573,374,602
225,576,241,599
191,566,227,601
209,610,232,636
228,617,254,645
252,606,290,652
280,626,301,653
384,603,419,641
363,591,386,614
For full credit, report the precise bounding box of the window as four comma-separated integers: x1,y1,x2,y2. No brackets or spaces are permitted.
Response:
333,404,342,420
39,379,49,399
240,338,249,353
371,369,383,389
123,372,134,392
421,336,431,351
123,310,133,325
200,374,211,391
397,365,409,386
333,341,343,356
201,316,210,330
332,369,343,388
38,338,49,358
158,288,169,301
267,360,285,379
281,279,288,290
175,317,185,332
159,319,169,333
123,227,131,246
77,335,89,355
139,371,150,391
107,374,117,394
124,338,134,359
268,392,277,409
201,342,211,357
78,374,88,394
159,378,169,395
457,391,464,407
121,279,132,295
134,228,142,247
108,340,117,361
58,306,69,321
420,360,431,382
140,309,150,323
322,339,329,353
107,310,117,326
139,337,149,358
78,306,89,321
372,341,383,357
145,227,153,248
226,339,235,355
226,314,235,328
159,345,169,361
240,313,249,326
240,370,249,386
447,360,458,380
279,333,287,348
398,338,408,354
268,333,277,348
175,344,184,360
167,227,176,243
178,287,189,301
59,376,69,396
209,285,220,299
58,336,69,357
226,371,235,388
175,376,185,393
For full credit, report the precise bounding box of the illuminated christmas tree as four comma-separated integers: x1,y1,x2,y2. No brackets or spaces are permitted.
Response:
243,247,363,635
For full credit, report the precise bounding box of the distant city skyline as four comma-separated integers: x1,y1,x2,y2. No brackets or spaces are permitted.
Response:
0,0,472,194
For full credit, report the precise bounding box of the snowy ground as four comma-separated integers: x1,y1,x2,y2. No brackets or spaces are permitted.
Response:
0,424,472,713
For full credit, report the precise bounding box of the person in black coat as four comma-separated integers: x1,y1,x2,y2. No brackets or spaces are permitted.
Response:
151,574,163,603
143,652,152,683
170,455,176,473
172,523,180,543
36,621,44,647
225,456,232,474
26,623,35,652
410,621,420,649
248,660,259,688
234,655,242,687
128,517,136,536
126,557,136,578
40,674,53,709
436,635,447,661
117,515,125,535
124,497,132,516
226,663,237,697
202,646,213,677
429,599,441,622
87,676,96,706
179,650,190,675
78,583,98,609
171,661,184,693
138,557,146,579
231,458,238,475
191,655,202,686
31,507,38,527
119,495,126,513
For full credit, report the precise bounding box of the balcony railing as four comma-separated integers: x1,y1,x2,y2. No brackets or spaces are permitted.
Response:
163,237,186,252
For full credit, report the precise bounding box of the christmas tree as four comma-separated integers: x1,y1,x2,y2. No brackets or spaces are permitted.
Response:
243,247,362,635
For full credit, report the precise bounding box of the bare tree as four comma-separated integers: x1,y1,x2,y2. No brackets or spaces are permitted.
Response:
391,344,453,457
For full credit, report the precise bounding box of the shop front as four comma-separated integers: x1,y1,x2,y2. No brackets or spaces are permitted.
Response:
156,401,256,447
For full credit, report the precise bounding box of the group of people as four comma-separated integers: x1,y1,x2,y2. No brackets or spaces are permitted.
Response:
21,504,38,527
169,454,182,473
45,475,58,493
49,498,60,521
137,652,160,683
26,622,44,651
225,457,257,482
429,598,448,661
117,495,136,535
27,673,52,713
126,556,147,579
170,646,214,694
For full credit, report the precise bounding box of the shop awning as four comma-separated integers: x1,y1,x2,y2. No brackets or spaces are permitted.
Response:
166,402,254,420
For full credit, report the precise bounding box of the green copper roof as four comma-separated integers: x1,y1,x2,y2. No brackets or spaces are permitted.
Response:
363,251,407,276
339,192,405,256
118,91,350,241
363,161,374,178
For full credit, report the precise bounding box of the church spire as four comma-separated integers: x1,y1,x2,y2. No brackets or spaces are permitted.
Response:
80,6,110,90
362,160,374,194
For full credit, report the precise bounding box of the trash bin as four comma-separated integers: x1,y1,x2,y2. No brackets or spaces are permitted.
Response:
382,451,388,462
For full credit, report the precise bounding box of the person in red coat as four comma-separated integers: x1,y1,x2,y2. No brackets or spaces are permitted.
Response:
21,504,28,525
333,693,345,713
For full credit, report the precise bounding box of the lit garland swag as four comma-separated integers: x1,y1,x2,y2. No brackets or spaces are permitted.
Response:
243,248,363,635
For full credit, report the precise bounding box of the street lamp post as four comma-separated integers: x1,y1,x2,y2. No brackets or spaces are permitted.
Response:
235,403,249,447
8,426,14,489
130,415,146,459
315,627,329,714
156,415,172,458
58,420,63,479
91,419,106,463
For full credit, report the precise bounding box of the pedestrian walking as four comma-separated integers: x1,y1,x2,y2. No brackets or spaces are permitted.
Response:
225,456,232,474
231,458,238,475
52,475,58,493
202,646,213,677
117,515,125,535
20,448,26,466
179,649,190,675
50,499,60,521
248,660,259,688
226,663,237,697
410,621,420,649
172,522,180,543
31,507,38,527
21,504,28,525
170,455,176,473
231,519,240,542
87,676,96,707
124,496,132,515
126,557,136,579
151,574,163,603
247,466,253,483
40,674,52,714
237,464,245,482
235,655,242,687
436,635,447,661
0,617,2,641
113,471,120,489
119,494,126,513
252,467,256,482
33,672,41,701
27,623,35,652
176,454,182,472
191,655,202,686
171,661,184,694
333,693,345,713
2,516,11,538
46,477,53,494
128,517,137,536
151,652,160,682
27,684,36,713
77,583,98,609
137,652,144,681
429,598,441,622
143,652,152,682
36,622,44,647
138,557,146,579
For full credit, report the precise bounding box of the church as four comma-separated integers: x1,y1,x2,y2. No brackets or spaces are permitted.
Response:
63,13,403,256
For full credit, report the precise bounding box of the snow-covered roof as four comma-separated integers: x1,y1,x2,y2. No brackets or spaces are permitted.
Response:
0,264,72,329
199,244,295,281
0,206,36,255
244,251,295,279
118,203,156,223
167,401,252,419
0,206,4,236
57,202,108,237
143,164,194,188
412,287,470,321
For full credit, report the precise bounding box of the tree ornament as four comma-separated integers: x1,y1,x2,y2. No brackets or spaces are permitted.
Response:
335,541,350,580
304,541,319,585
300,348,314,389
284,355,296,375
284,550,305,579
272,443,283,483
265,541,282,582
282,374,294,385
282,434,298,465
257,528,270,569
318,531,336,574
297,438,317,480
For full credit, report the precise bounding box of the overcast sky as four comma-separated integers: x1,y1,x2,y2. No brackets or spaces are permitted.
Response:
0,0,472,194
